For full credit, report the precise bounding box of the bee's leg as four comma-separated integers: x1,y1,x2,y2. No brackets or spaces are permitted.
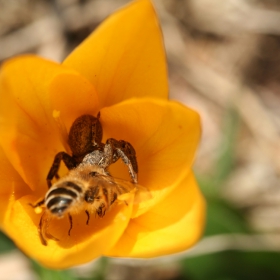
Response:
110,193,117,205
96,203,106,217
45,232,59,242
68,213,73,236
38,212,48,246
29,198,44,208
105,139,138,184
46,152,76,188
85,210,90,225
96,206,102,217
38,212,59,245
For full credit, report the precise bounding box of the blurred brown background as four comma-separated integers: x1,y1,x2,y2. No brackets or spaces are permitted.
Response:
2,0,280,279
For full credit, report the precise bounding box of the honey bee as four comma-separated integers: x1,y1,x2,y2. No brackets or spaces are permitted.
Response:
32,113,146,246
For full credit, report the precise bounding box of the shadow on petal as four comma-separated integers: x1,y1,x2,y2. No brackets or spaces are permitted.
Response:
3,193,134,268
0,146,31,223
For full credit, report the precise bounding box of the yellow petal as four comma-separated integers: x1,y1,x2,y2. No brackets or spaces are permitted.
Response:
63,0,168,107
49,72,100,135
100,98,201,217
106,172,206,257
2,194,133,268
0,55,99,192
0,146,30,224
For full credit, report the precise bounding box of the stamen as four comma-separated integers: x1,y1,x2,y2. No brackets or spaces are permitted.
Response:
52,110,71,154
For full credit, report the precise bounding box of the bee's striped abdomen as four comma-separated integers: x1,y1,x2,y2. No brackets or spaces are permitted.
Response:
45,181,83,216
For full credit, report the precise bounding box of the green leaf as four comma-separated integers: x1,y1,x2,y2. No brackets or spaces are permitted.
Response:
31,260,77,280
214,107,240,186
205,198,250,236
181,251,280,280
0,231,15,253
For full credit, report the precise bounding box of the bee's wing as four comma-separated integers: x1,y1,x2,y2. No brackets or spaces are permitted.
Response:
132,184,152,204
110,177,152,204
95,174,151,204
